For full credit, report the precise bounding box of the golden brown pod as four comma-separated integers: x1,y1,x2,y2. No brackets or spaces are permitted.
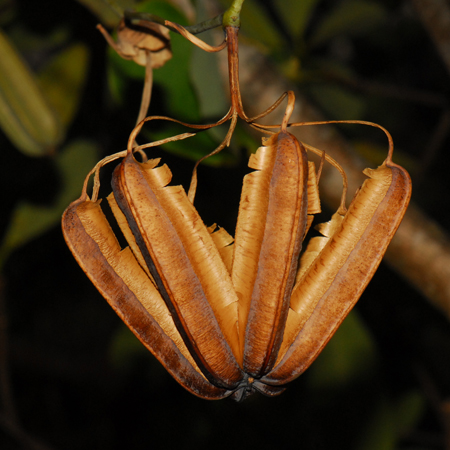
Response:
262,158,411,385
232,130,308,377
111,152,243,389
62,198,232,399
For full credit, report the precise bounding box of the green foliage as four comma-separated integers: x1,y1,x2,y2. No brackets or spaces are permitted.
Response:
309,0,388,47
307,311,378,390
354,391,425,450
0,140,98,269
273,0,319,41
75,0,134,26
0,28,61,156
38,43,90,129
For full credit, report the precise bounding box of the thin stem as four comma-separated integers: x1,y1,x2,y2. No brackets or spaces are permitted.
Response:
126,111,233,154
316,151,326,184
223,0,245,28
123,1,246,33
226,26,246,119
124,10,224,35
187,113,239,202
185,13,224,34
259,119,395,163
135,132,197,152
281,91,295,132
91,151,128,202
303,143,348,214
245,92,288,122
165,20,227,52
124,11,167,29
136,52,153,125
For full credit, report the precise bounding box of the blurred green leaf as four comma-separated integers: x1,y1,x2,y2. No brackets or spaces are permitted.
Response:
240,0,286,52
135,0,188,21
0,140,98,269
190,1,227,119
309,0,387,47
394,390,425,435
273,0,319,41
106,55,128,105
153,33,200,121
307,311,378,390
8,25,69,56
0,28,61,156
355,396,397,450
308,83,366,119
74,0,134,27
355,390,425,450
38,43,90,130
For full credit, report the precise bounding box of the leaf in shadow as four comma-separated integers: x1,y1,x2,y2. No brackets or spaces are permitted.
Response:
0,140,98,268
309,0,387,48
38,43,90,131
0,29,61,156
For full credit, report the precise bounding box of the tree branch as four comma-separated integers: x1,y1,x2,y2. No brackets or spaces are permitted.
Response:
412,0,450,76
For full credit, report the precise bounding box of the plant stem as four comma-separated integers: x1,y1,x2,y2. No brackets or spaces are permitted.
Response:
126,0,246,33
223,0,245,28
124,10,224,35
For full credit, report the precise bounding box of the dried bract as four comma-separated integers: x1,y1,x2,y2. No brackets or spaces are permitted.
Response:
98,18,172,68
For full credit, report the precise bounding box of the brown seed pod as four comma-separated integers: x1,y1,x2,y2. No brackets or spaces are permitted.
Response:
110,153,243,389
263,156,411,384
232,131,308,377
62,18,412,401
62,124,410,399
62,198,231,399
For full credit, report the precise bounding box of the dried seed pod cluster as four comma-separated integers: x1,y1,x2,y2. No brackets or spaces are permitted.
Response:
62,20,411,401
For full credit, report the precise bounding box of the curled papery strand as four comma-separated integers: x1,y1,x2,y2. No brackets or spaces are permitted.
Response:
316,150,326,184
119,111,238,202
303,143,348,215
245,92,288,128
126,111,234,155
164,20,227,53
288,119,395,162
187,114,238,202
81,150,128,203
281,91,296,132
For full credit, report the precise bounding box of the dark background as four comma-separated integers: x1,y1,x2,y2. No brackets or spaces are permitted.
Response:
1,0,450,448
